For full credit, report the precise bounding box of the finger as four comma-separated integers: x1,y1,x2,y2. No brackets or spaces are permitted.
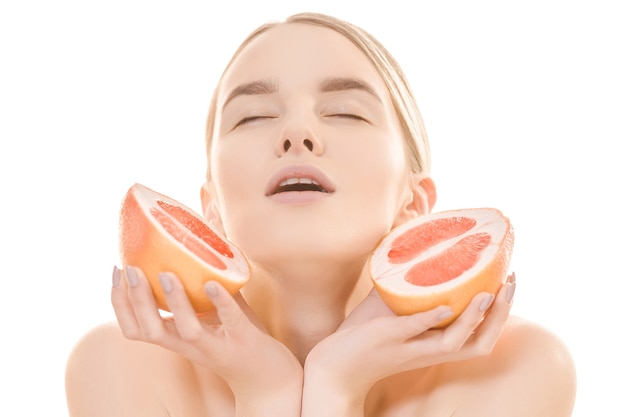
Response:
471,272,516,335
158,272,205,341
204,281,247,329
111,265,142,339
392,305,454,340
231,292,267,330
468,278,516,353
362,288,396,316
341,288,395,329
124,266,168,343
506,271,517,286
438,292,495,352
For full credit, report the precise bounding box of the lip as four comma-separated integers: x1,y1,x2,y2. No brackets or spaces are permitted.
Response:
265,165,336,197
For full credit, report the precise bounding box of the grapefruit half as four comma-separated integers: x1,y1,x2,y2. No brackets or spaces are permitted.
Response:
119,183,249,313
369,208,514,327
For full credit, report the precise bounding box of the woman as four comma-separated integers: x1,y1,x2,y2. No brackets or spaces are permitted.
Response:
65,12,576,416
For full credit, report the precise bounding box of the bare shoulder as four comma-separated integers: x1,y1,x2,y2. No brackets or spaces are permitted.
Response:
499,315,576,366
493,315,577,388
375,316,576,417
441,315,577,416
65,321,212,417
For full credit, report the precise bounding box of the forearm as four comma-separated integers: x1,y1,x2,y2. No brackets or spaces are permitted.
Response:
234,374,303,417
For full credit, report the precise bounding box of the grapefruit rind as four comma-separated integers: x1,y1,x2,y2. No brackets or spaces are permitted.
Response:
369,208,514,327
119,183,249,313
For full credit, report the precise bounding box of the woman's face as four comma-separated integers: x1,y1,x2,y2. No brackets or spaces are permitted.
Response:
206,23,420,265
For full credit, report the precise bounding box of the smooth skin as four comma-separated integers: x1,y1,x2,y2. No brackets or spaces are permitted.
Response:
66,23,576,417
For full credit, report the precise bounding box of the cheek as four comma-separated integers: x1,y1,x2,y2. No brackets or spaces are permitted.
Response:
336,134,411,228
209,146,259,227
349,135,408,194
211,137,265,192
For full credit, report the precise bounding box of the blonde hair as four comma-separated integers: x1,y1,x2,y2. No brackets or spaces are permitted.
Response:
205,12,431,175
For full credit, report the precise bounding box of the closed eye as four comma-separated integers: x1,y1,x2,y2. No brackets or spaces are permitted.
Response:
234,115,276,129
328,113,369,122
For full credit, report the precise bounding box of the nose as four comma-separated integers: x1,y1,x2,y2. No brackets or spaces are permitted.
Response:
276,136,323,157
275,119,324,157
282,138,314,152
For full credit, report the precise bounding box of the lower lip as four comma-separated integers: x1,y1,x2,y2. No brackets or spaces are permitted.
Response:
268,191,333,204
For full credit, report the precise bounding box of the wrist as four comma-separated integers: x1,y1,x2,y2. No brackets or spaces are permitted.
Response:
227,348,304,417
301,355,367,417
234,377,303,417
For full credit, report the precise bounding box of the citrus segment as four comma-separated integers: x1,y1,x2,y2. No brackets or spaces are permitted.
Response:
149,207,227,270
405,232,491,286
119,183,249,313
388,217,477,264
369,208,514,327
156,200,233,258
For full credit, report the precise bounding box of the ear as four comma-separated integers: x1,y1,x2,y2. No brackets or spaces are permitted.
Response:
200,181,225,234
394,174,437,226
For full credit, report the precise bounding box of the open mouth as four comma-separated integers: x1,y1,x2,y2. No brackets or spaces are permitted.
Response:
266,166,336,197
273,177,329,194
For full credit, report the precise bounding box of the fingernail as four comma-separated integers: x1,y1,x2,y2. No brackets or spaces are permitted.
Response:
112,266,121,288
159,273,173,294
479,294,495,312
204,281,218,298
125,266,139,288
507,271,517,284
506,282,516,304
437,307,454,322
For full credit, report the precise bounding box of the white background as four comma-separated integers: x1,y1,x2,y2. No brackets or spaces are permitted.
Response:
1,1,624,416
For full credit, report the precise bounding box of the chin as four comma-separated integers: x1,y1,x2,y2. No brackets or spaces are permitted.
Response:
231,223,388,267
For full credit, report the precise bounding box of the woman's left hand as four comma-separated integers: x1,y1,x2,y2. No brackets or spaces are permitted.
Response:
302,274,516,414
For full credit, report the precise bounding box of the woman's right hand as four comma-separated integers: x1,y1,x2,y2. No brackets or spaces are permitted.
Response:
111,266,302,416
302,275,515,416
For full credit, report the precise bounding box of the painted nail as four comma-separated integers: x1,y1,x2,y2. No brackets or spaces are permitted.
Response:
506,282,516,303
112,266,121,288
125,266,139,288
479,294,495,312
204,281,218,298
437,308,454,322
507,271,517,284
158,273,173,294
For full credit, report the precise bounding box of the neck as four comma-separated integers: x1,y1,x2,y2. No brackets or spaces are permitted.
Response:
241,258,372,364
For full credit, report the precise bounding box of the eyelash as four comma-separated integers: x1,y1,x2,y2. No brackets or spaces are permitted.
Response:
234,116,275,128
328,113,367,122
234,113,368,129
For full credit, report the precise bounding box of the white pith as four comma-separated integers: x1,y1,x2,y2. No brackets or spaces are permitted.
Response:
133,184,249,283
371,209,508,296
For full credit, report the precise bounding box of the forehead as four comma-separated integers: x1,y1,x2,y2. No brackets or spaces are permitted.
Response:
218,23,388,102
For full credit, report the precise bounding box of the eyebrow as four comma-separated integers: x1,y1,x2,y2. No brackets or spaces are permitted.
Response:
319,77,381,102
222,78,279,109
222,76,381,110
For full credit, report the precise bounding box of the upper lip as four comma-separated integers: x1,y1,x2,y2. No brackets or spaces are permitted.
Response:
265,165,336,196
